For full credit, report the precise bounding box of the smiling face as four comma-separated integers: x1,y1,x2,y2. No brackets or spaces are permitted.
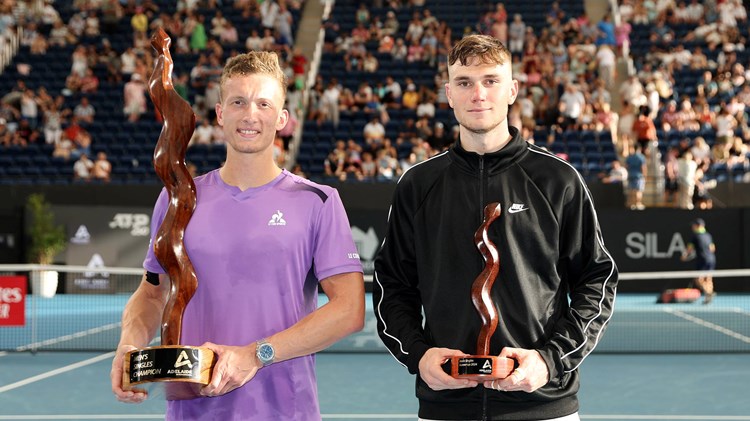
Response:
446,58,517,136
215,52,288,159
445,36,518,149
216,73,288,157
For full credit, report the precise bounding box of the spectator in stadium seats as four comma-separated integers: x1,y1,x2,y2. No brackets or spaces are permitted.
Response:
0,118,10,147
558,83,585,130
362,52,379,73
663,146,679,205
30,30,48,54
600,159,628,184
192,118,214,146
391,37,408,61
218,21,239,44
690,136,712,168
344,39,367,71
632,105,658,152
111,51,364,418
401,82,419,110
416,91,436,119
714,105,738,146
596,44,616,88
595,101,618,136
383,10,400,36
92,152,112,183
382,76,402,108
625,142,647,209
42,101,65,146
507,14,526,54
320,80,341,127
363,116,386,149
19,89,40,130
84,10,101,37
189,14,207,52
80,69,100,93
131,6,148,36
49,19,74,47
245,29,263,51
355,2,370,26
596,14,617,47
73,152,94,182
426,121,450,151
659,100,680,131
360,151,377,180
209,10,227,37
123,73,147,122
676,150,698,209
375,147,399,181
276,2,295,44
406,12,425,43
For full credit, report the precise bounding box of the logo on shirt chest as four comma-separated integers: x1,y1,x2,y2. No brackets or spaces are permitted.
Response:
268,210,286,226
507,203,529,214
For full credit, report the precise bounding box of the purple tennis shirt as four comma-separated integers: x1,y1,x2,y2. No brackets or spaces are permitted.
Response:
143,169,363,420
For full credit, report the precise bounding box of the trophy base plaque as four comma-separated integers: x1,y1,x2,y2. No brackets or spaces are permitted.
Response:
123,345,216,400
443,355,515,381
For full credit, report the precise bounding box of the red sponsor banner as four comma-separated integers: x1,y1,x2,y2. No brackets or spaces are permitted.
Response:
0,276,26,326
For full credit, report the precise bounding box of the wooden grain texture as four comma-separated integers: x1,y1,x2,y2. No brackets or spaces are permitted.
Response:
472,202,502,356
149,28,198,346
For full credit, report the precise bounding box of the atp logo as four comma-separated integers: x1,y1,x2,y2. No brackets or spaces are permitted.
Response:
109,213,150,236
174,350,194,369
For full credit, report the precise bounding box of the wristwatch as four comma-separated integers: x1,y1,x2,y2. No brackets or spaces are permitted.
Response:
256,339,275,367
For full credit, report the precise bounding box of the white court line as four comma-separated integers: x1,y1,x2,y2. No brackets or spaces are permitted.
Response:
582,417,750,420
0,417,162,420
14,323,121,352
667,309,750,344
0,352,114,394
0,416,749,421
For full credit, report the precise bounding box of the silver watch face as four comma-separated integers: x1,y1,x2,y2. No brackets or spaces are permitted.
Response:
258,343,274,364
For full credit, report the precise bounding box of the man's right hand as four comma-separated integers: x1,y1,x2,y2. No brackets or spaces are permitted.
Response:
418,347,479,391
111,344,148,403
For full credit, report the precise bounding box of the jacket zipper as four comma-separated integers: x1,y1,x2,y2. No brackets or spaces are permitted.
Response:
479,156,485,221
479,156,489,421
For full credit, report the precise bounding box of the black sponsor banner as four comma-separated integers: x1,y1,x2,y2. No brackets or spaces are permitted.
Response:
348,210,387,277
599,208,747,291
345,205,750,292
53,205,152,293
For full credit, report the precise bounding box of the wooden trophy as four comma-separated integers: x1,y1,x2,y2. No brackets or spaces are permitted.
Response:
443,203,515,380
122,28,215,401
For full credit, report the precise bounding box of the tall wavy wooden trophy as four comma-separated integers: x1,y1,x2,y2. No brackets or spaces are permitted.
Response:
443,203,515,380
122,28,215,400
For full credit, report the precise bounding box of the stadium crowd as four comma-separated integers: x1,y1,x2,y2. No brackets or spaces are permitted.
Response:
0,0,749,211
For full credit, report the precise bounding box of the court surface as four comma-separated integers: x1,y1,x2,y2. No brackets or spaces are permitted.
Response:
1,291,750,420
1,351,749,420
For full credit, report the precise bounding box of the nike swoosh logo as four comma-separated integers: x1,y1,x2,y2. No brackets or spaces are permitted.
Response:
507,207,529,214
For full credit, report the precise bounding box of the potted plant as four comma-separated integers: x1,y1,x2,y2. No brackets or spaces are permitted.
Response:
26,193,67,297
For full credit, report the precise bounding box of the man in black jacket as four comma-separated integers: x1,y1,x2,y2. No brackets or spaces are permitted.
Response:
374,35,618,421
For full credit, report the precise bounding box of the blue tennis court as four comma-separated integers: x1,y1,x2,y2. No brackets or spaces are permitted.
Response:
1,292,750,420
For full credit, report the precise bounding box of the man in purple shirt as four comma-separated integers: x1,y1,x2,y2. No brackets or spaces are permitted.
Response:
111,51,365,420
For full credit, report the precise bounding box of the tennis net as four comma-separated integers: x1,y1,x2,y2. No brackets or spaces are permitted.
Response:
1,265,749,353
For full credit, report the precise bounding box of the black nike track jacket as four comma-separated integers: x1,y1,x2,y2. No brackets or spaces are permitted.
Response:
373,127,618,420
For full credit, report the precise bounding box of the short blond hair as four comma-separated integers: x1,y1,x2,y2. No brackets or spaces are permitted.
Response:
219,51,287,102
448,34,511,67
